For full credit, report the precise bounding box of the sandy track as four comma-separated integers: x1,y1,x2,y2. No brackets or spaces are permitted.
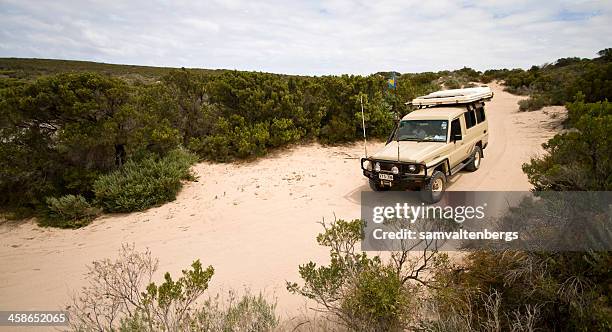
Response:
0,83,565,318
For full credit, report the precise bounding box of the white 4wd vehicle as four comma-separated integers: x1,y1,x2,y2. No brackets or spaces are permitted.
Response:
361,87,493,203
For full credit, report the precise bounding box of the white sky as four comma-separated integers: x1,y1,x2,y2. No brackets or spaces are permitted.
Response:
1,0,611,75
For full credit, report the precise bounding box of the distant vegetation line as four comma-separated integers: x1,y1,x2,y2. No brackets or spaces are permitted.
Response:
0,57,227,83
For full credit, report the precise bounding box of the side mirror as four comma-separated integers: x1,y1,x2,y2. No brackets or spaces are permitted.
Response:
452,133,462,142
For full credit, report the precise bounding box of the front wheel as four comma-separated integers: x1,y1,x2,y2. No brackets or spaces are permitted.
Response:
369,179,388,191
421,171,446,203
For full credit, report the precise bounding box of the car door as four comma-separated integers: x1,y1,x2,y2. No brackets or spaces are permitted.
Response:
448,117,470,168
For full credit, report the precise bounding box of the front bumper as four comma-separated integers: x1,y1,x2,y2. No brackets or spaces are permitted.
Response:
361,158,430,188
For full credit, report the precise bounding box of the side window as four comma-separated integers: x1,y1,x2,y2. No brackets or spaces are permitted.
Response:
476,107,486,123
464,111,476,129
450,118,462,140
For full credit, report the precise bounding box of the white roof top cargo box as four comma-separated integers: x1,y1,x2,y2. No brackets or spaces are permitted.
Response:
411,87,493,106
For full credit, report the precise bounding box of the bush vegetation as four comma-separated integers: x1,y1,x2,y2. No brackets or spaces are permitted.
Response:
68,244,278,332
522,99,611,190
485,49,612,110
427,249,612,331
41,194,101,228
517,94,549,112
288,219,439,331
93,149,197,212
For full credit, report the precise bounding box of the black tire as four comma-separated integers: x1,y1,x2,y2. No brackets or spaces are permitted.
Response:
421,171,446,203
369,179,388,191
465,146,482,172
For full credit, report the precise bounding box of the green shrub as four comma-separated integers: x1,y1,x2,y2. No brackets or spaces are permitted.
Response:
93,149,197,212
341,265,414,331
319,114,358,143
288,219,426,331
0,72,182,212
429,250,612,331
444,78,462,89
502,50,612,106
41,194,101,228
518,95,549,111
566,97,612,127
269,118,303,147
504,85,531,95
479,75,493,84
522,101,611,190
221,293,278,331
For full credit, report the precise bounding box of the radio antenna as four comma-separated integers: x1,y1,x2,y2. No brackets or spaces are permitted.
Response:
360,95,367,157
397,135,400,161
396,114,400,161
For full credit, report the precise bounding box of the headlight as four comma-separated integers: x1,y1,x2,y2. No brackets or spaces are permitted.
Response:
374,162,381,172
362,160,372,171
391,166,399,174
408,164,417,173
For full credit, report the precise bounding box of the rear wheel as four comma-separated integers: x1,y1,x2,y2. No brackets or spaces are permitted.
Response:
465,146,482,172
421,171,446,203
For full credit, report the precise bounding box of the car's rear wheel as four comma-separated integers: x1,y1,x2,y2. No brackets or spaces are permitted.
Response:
421,171,446,203
465,146,482,172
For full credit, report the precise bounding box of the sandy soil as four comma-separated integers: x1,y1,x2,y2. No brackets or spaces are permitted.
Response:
0,83,566,320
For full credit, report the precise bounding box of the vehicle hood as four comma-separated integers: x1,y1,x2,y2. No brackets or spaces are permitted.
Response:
371,141,446,163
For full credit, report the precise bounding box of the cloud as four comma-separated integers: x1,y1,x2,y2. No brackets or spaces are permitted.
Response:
0,0,610,75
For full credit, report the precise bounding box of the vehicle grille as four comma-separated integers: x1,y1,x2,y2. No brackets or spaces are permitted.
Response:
376,161,420,174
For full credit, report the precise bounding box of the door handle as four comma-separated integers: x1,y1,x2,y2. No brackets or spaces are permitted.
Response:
484,130,487,133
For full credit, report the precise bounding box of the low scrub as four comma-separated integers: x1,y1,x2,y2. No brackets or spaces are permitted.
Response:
518,95,549,111
288,219,437,331
192,292,278,332
40,194,101,228
503,85,531,96
93,149,197,212
427,250,612,331
68,244,278,332
523,100,611,190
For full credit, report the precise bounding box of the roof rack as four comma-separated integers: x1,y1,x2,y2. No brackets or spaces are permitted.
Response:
409,86,493,106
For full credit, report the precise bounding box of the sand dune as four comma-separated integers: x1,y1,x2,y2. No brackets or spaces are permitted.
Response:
0,83,566,318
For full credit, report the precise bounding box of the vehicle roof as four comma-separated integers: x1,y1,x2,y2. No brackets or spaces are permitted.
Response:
401,106,466,121
411,86,493,106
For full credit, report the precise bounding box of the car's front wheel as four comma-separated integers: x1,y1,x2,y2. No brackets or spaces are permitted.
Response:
369,179,388,191
421,171,446,203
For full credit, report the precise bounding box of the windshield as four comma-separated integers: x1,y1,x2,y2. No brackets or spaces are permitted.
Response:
396,120,448,142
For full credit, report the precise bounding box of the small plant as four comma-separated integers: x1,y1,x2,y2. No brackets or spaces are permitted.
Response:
93,148,197,212
288,219,438,331
41,194,100,228
444,78,462,89
518,95,549,111
224,293,277,331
